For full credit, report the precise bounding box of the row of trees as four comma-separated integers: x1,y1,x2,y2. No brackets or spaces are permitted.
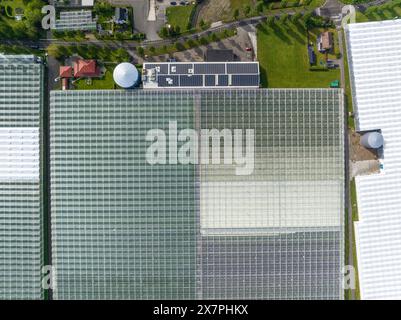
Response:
264,11,333,29
138,28,235,57
232,0,314,20
47,44,130,63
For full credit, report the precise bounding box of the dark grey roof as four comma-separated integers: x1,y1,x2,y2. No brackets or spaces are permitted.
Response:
205,49,234,62
180,75,203,87
226,62,259,74
170,63,193,74
205,75,216,86
144,63,169,74
232,74,260,87
194,63,226,74
217,75,229,86
158,75,179,87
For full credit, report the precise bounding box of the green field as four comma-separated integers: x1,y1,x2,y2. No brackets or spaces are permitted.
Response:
74,65,115,90
166,4,195,32
257,21,340,88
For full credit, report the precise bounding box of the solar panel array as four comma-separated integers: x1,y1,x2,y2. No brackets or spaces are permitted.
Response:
142,62,260,88
54,10,97,31
0,55,44,299
345,19,401,299
50,89,344,299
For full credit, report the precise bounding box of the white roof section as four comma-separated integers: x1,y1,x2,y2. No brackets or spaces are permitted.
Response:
81,0,94,6
0,128,39,181
201,181,342,235
345,19,401,299
113,63,139,88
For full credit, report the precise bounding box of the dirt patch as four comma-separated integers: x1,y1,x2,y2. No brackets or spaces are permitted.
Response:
349,131,378,162
197,0,232,24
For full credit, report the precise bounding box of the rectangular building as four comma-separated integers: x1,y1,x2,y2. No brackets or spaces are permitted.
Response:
345,19,401,300
142,62,260,88
0,55,44,299
50,89,344,299
54,10,97,31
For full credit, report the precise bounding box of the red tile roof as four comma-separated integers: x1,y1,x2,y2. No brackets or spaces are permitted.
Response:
73,59,101,78
59,66,73,78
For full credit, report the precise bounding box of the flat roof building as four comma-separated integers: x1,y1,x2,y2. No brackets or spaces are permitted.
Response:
50,89,344,299
54,10,96,31
0,55,44,299
142,62,260,88
345,19,401,300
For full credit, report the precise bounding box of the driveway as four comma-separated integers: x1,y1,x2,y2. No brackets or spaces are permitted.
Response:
108,0,164,41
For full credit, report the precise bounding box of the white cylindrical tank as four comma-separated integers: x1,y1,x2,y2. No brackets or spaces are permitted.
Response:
113,62,139,88
361,131,384,149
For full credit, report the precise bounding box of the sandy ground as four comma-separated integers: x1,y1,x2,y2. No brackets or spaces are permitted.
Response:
197,0,232,24
349,131,378,162
349,131,380,178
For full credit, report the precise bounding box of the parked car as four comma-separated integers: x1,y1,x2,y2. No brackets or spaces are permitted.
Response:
170,1,177,5
245,47,252,52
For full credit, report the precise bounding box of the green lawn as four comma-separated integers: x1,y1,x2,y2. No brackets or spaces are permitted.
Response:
74,65,116,90
257,21,340,88
166,4,195,32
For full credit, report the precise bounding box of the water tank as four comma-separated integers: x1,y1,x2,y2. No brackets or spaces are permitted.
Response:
361,131,384,149
113,62,139,88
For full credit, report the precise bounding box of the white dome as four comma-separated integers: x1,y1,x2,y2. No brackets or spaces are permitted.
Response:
361,131,384,149
113,63,139,88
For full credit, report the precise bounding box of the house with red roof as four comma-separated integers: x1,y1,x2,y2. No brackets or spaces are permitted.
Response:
59,66,73,78
73,59,101,78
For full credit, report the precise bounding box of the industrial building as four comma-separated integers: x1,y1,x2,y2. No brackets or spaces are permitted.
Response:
49,89,344,299
345,19,401,299
54,10,97,31
0,55,44,299
142,62,260,88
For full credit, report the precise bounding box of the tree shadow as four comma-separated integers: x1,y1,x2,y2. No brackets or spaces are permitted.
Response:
271,24,291,44
285,26,305,45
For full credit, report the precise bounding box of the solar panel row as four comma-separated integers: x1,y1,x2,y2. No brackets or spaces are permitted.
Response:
143,62,260,88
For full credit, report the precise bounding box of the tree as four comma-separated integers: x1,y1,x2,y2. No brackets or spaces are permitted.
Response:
160,27,169,38
199,19,206,30
47,44,63,60
199,37,208,45
175,42,185,51
233,9,240,20
210,33,218,42
243,5,251,17
292,12,303,23
279,13,289,24
256,1,264,13
137,47,145,57
267,16,275,27
94,0,114,19
112,48,130,62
